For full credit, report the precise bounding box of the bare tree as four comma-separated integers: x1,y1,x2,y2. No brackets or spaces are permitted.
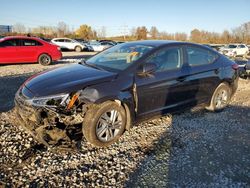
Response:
158,32,174,40
149,26,159,39
174,32,187,41
13,23,26,33
97,26,106,38
57,21,69,37
32,26,56,36
232,22,250,43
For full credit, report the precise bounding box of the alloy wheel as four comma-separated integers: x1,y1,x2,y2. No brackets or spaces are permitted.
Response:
215,89,228,109
96,110,122,142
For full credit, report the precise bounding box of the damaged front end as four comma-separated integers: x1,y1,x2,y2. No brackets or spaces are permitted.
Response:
14,88,91,148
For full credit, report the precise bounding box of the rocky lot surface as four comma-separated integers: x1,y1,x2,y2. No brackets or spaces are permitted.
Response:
0,54,249,187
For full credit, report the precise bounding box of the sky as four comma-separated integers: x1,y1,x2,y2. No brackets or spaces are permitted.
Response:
0,0,249,37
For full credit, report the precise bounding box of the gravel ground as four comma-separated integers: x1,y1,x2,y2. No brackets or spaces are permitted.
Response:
127,79,250,187
0,54,250,187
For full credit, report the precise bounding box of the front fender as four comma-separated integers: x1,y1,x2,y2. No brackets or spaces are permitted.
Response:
78,76,136,127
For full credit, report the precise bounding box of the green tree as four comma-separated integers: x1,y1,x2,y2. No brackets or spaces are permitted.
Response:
75,24,94,40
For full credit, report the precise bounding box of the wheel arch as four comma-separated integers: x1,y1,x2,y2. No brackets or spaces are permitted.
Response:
95,97,135,131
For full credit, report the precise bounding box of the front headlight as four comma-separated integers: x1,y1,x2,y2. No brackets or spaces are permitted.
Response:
27,94,69,107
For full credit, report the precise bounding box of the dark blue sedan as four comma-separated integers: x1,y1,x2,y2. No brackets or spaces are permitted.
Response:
15,40,239,147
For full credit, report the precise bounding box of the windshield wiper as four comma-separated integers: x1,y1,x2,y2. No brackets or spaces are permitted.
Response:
79,60,105,71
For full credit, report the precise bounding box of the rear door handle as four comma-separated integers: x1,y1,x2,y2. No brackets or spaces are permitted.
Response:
177,76,186,82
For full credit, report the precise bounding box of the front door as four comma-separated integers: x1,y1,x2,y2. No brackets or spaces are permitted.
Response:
135,46,193,117
0,39,20,63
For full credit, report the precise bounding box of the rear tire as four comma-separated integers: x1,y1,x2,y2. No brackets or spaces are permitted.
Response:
75,46,82,52
38,54,52,66
82,101,126,147
206,83,232,112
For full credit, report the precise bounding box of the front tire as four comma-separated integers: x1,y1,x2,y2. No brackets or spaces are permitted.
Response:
206,83,231,112
38,54,52,66
82,101,126,147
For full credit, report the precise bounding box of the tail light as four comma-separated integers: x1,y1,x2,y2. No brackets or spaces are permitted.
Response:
232,63,239,70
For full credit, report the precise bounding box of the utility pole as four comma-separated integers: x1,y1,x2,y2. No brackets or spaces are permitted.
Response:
122,24,128,41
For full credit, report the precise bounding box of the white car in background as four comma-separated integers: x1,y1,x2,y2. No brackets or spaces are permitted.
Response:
219,44,249,57
51,38,89,52
88,41,114,52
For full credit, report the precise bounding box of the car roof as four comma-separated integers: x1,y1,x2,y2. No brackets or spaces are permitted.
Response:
52,38,72,40
124,40,202,48
2,36,43,41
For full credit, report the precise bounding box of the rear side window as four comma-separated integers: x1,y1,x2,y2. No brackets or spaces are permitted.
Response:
0,39,20,47
239,45,246,48
22,39,42,46
187,46,218,66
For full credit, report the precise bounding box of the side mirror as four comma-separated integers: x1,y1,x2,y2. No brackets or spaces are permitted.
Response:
137,63,157,77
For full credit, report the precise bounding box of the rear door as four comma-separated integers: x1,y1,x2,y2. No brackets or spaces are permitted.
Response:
0,39,20,63
238,44,247,55
18,39,43,62
136,45,196,117
184,45,221,103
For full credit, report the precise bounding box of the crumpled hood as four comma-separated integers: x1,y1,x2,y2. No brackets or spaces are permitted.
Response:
24,63,116,97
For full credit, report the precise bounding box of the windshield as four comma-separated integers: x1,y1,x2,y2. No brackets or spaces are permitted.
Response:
86,43,153,72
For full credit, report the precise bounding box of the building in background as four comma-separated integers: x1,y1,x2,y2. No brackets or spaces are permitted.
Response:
0,25,13,34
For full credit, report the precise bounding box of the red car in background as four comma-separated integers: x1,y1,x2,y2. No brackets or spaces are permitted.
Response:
0,36,62,65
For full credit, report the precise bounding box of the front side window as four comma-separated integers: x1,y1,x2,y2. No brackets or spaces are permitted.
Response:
228,44,237,49
56,39,64,42
145,47,182,72
187,46,218,66
64,39,72,43
0,39,19,47
87,43,153,72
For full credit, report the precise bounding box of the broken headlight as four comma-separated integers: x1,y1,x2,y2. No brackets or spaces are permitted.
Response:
27,94,69,108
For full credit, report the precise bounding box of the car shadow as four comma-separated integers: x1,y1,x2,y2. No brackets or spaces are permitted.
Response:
125,105,250,187
0,73,32,112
